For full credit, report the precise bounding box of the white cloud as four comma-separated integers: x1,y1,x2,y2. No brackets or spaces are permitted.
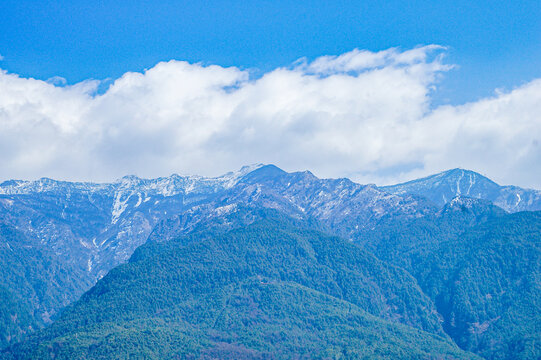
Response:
0,46,540,188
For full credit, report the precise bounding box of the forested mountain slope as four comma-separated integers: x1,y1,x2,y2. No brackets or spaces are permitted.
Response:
419,211,541,359
2,214,477,359
359,202,541,359
0,223,92,349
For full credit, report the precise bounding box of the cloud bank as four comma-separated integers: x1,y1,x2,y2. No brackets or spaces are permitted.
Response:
0,45,540,188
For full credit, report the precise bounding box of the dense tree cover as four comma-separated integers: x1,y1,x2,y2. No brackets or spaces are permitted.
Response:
358,198,507,273
2,213,476,359
359,201,541,360
0,223,92,348
0,286,35,349
419,211,541,359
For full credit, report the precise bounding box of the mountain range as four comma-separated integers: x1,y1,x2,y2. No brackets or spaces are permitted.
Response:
1,165,540,359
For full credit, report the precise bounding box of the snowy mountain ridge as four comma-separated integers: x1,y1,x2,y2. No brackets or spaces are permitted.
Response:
1,164,539,284
0,164,264,197
382,168,541,212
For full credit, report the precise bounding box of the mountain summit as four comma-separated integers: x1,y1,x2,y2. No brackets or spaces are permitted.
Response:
382,168,541,212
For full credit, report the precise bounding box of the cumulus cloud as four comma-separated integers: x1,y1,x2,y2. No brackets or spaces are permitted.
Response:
0,46,540,188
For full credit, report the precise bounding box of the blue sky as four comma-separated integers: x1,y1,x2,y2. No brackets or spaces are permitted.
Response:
1,0,540,105
0,1,540,187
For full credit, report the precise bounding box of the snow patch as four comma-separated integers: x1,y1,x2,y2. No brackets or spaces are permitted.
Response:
0,198,14,206
135,193,142,207
467,173,475,195
214,203,237,216
455,170,464,195
220,163,264,188
112,191,130,224
100,237,109,246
